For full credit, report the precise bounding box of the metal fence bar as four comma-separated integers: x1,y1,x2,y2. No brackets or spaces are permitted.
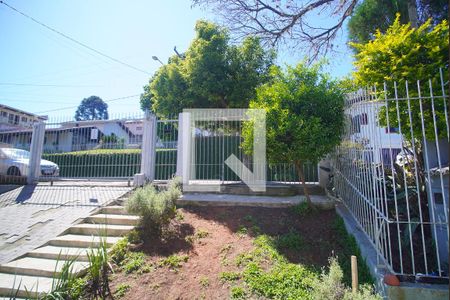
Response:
333,72,449,279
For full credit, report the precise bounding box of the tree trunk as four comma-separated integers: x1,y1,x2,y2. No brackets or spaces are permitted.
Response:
407,0,419,28
295,160,312,208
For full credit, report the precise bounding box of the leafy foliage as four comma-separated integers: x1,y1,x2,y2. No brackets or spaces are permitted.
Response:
86,237,111,299
310,258,381,300
125,178,181,239
347,0,409,46
114,283,131,299
147,21,274,116
242,62,345,205
351,16,449,142
158,254,189,270
74,95,108,121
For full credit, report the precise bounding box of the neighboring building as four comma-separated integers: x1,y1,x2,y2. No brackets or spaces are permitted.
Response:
0,104,47,132
347,100,402,165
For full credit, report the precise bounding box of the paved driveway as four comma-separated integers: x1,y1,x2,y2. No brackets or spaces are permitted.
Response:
0,181,132,264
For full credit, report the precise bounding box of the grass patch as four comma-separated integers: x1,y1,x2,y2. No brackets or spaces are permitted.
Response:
230,286,246,299
291,201,312,216
219,271,241,282
333,216,374,286
122,252,146,274
158,254,189,270
275,231,303,251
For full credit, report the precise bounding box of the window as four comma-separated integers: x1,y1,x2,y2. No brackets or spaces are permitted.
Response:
434,193,443,205
8,114,14,124
351,115,361,133
21,116,27,122
136,126,143,131
385,127,399,134
360,113,368,125
1,111,7,117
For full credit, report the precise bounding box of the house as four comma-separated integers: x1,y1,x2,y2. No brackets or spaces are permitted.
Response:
0,104,47,132
347,100,402,165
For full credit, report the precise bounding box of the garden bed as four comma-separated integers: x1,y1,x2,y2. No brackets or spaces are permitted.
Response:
109,206,374,299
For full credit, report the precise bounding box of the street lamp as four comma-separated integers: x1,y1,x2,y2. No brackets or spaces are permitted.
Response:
152,56,164,66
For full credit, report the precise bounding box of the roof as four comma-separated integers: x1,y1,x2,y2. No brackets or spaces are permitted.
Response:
0,104,47,120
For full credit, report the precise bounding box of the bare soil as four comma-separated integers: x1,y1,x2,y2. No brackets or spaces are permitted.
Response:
109,206,348,300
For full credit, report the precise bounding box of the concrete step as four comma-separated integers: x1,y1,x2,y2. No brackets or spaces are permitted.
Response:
27,246,91,261
68,223,135,236
0,257,88,277
100,206,128,215
48,234,121,248
87,213,140,226
0,273,53,298
177,193,335,209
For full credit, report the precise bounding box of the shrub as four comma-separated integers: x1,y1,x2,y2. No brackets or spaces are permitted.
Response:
310,258,381,300
126,178,181,239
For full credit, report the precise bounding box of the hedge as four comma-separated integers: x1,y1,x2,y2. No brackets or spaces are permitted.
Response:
43,137,318,182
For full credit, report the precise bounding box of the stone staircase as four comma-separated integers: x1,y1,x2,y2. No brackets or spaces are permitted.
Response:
0,205,139,298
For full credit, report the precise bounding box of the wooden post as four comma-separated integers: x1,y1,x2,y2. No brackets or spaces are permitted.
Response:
351,255,358,293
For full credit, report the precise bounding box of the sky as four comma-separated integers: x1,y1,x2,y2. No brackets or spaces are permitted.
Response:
0,0,355,121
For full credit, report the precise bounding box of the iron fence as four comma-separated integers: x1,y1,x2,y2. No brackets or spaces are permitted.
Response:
331,69,449,279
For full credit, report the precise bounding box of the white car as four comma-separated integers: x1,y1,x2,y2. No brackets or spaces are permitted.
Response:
0,148,59,177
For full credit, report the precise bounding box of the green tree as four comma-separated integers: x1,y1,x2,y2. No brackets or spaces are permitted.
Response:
347,0,448,46
140,81,154,112
149,20,275,116
351,16,448,142
351,16,448,221
75,96,108,121
242,63,345,206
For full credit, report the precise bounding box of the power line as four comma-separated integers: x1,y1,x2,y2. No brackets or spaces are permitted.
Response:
0,82,101,87
33,94,141,114
0,1,151,75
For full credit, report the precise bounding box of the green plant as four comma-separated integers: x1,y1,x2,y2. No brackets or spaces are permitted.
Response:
175,210,185,221
291,201,312,216
242,62,345,208
126,178,181,239
310,257,381,300
158,254,189,270
86,237,111,299
41,254,80,300
122,252,146,274
199,276,210,288
196,229,209,239
219,271,241,282
236,225,248,237
110,237,130,266
230,286,246,299
333,217,374,286
114,283,131,299
276,231,303,251
127,229,142,244
243,215,257,225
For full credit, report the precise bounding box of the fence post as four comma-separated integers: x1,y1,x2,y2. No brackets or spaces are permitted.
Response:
318,158,331,189
27,122,45,184
176,112,191,186
176,112,183,177
139,111,157,183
